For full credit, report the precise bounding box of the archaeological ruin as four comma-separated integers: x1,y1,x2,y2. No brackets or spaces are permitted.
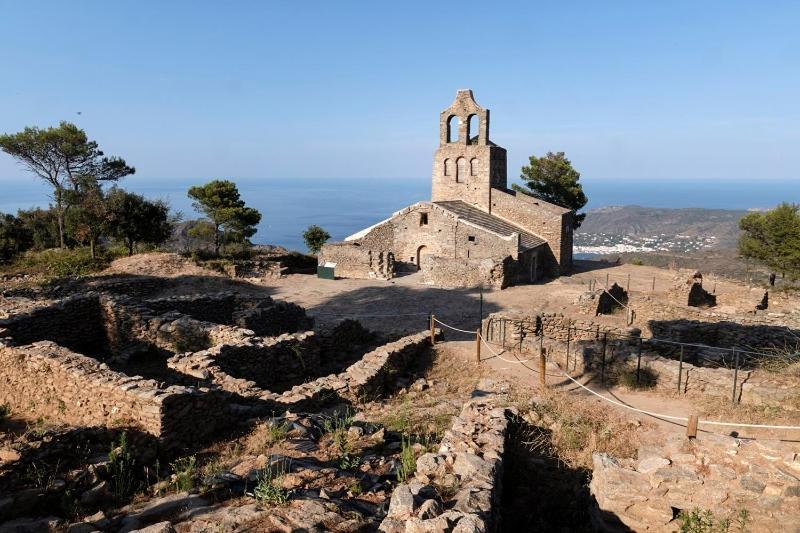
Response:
320,90,574,288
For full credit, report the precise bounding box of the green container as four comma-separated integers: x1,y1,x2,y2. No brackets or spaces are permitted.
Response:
317,265,335,280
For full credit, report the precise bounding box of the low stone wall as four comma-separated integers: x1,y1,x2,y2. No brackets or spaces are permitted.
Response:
421,256,512,289
590,434,800,531
0,341,229,448
319,242,395,280
482,312,639,351
167,332,319,393
379,379,512,532
144,292,311,336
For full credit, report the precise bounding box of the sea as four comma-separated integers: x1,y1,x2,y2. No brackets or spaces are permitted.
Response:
0,177,797,253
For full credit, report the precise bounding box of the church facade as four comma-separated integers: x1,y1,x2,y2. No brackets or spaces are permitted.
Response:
319,90,574,288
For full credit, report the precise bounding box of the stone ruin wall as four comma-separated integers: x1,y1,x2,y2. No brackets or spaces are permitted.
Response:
0,340,229,448
143,292,311,337
170,330,439,410
318,242,395,280
0,291,314,447
421,256,512,289
482,312,800,409
590,435,800,532
380,379,512,532
631,296,800,351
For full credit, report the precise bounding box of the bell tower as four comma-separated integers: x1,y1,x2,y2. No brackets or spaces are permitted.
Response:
431,90,507,211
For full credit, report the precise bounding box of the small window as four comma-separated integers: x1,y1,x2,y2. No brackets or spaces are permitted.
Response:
468,235,476,242
420,213,428,226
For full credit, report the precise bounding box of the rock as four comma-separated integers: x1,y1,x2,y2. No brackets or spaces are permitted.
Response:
347,426,364,438
0,449,21,462
740,476,766,493
130,522,175,533
0,517,61,533
451,514,487,532
371,428,386,444
80,481,109,506
416,453,447,477
387,484,415,519
637,456,670,474
417,498,441,519
411,378,428,392
453,453,492,480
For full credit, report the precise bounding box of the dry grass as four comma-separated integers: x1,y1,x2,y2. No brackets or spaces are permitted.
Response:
695,394,800,426
509,386,647,468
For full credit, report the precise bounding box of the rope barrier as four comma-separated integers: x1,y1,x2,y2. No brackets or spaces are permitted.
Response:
554,365,800,431
314,312,431,318
478,333,538,364
433,317,477,335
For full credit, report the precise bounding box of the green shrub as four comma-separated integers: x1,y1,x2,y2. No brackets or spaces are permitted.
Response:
676,508,750,533
396,436,416,483
252,463,289,505
171,455,197,492
18,248,110,277
108,432,138,503
0,404,10,423
630,258,644,266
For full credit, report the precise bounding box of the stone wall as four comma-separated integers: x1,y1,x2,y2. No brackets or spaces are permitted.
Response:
0,341,229,448
167,332,319,394
271,330,438,407
489,187,572,275
318,242,395,280
379,379,512,533
144,292,311,336
421,256,512,289
590,434,800,531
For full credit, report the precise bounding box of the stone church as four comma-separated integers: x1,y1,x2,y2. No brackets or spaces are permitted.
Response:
320,90,574,288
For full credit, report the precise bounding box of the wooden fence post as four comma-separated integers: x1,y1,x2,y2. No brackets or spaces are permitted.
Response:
475,329,481,363
652,276,656,291
626,273,631,293
687,414,699,439
731,348,740,403
600,333,608,385
540,347,547,387
430,314,436,346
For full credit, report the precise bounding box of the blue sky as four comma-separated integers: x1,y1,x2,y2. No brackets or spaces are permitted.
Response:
1,1,798,184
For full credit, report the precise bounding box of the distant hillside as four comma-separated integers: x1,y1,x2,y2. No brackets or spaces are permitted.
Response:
578,205,747,249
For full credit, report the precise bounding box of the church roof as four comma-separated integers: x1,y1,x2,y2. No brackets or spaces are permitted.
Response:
433,200,547,251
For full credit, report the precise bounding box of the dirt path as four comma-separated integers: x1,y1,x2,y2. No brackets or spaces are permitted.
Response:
439,340,800,443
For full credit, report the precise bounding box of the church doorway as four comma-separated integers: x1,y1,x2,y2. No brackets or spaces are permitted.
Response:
416,245,429,271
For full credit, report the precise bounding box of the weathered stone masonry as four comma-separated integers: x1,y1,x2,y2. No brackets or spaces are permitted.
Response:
321,90,574,287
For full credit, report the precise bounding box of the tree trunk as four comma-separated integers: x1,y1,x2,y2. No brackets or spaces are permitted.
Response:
55,189,66,249
214,223,221,256
89,239,96,259
127,239,134,256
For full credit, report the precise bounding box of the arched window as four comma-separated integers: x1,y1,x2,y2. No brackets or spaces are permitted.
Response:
470,157,478,176
467,114,479,144
447,115,460,143
456,157,466,182
444,158,451,176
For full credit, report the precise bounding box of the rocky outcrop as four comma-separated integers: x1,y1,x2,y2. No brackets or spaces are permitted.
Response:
590,434,800,531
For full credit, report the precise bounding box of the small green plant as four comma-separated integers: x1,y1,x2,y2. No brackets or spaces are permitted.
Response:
171,455,197,492
322,407,356,434
347,479,364,496
245,419,290,454
252,463,289,505
630,258,644,266
396,436,416,483
0,403,10,423
676,507,749,533
108,432,138,502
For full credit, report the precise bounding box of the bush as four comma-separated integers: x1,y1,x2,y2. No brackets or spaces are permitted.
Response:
14,248,111,277
0,404,10,423
630,258,644,266
171,455,197,492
